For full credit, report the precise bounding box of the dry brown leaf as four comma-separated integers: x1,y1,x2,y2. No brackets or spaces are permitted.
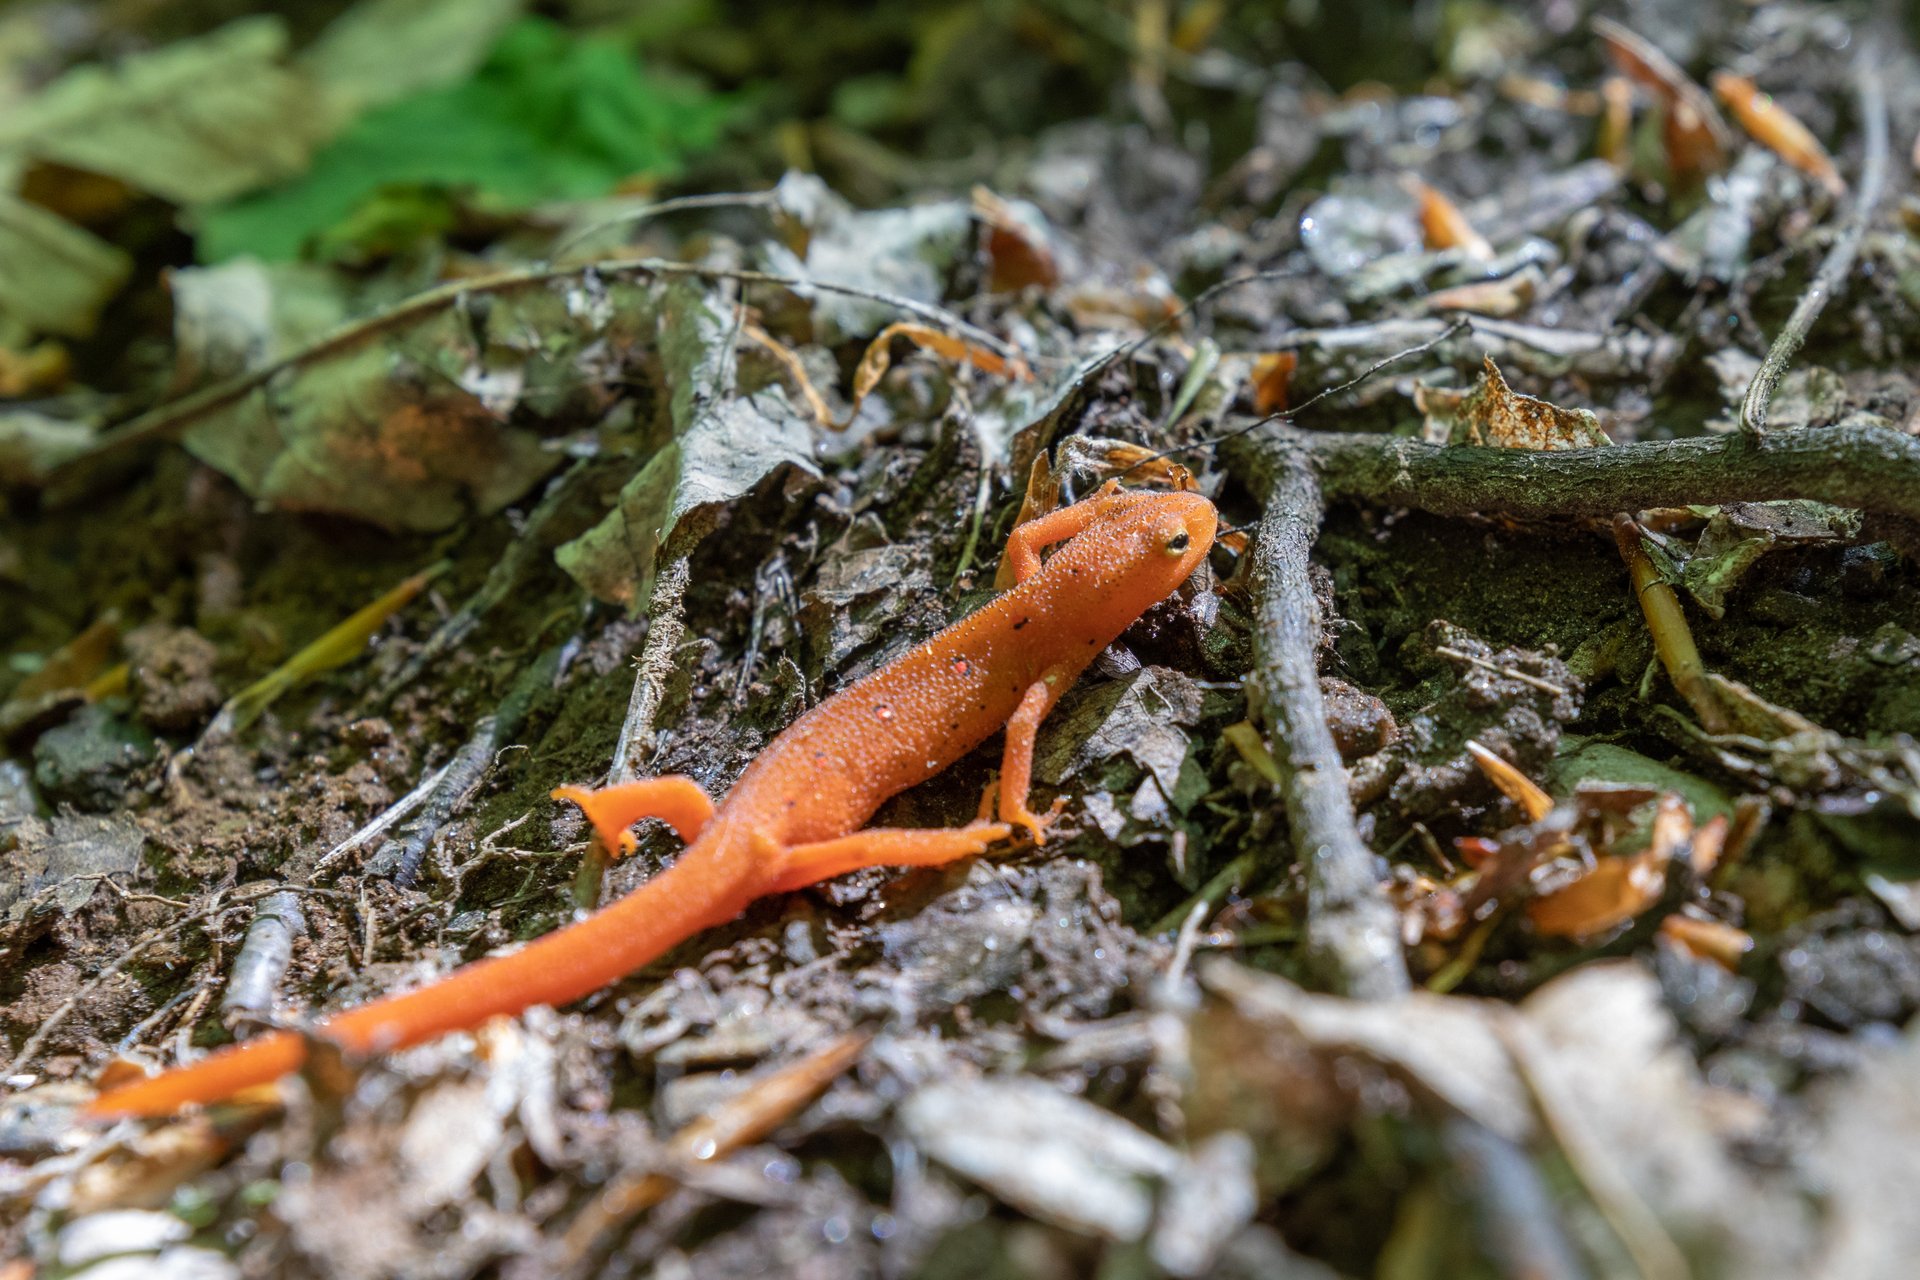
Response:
1251,351,1297,415
972,186,1061,292
1407,177,1492,258
1659,914,1753,970
1528,793,1689,939
1423,269,1538,317
1528,850,1665,938
1419,357,1611,449
838,321,1030,431
1711,72,1845,196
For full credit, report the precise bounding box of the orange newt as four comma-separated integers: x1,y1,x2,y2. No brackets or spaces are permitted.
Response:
86,483,1217,1118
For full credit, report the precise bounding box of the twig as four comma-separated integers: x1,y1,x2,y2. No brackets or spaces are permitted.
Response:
611,531,698,787
310,762,451,879
1738,57,1890,436
555,1031,871,1269
580,530,703,909
51,256,1023,483
365,717,500,887
1228,421,1920,522
1433,645,1570,698
1245,447,1410,999
220,890,307,1025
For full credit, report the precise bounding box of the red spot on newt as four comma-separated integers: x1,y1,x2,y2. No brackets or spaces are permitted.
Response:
84,487,1218,1119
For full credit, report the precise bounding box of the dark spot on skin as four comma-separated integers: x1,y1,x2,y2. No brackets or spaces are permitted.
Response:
1012,618,1029,630
785,799,796,809
813,750,827,761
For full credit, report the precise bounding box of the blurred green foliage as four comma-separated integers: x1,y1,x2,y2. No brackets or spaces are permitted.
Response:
198,18,735,261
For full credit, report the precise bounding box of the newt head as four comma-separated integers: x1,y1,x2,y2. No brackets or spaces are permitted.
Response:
1047,489,1218,630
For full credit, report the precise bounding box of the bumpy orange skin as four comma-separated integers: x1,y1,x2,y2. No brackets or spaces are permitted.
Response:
86,487,1217,1118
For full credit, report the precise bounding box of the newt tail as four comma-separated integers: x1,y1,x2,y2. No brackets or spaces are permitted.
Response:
87,483,1216,1118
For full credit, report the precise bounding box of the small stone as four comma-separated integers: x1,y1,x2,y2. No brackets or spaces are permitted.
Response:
32,704,155,810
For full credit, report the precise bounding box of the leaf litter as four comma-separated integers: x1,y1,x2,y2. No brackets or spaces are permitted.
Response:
2,1,1920,1276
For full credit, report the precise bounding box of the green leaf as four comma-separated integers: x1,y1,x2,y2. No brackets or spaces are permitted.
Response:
0,17,333,206
197,19,734,262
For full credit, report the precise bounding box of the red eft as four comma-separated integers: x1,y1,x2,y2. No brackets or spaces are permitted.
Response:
86,484,1217,1117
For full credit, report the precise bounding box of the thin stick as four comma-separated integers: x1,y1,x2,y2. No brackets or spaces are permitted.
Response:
556,1031,870,1266
50,256,1022,483
1738,58,1890,436
311,762,451,879
1246,448,1410,999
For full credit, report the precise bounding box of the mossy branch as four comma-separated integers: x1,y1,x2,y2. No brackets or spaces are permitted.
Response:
1228,422,1920,523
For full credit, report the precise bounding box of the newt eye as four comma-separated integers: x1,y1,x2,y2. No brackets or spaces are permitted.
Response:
1164,531,1191,554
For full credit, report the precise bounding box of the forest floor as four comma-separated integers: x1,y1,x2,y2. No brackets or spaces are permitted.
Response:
4,2,1920,1277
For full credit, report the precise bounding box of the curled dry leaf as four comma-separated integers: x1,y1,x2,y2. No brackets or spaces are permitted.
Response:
1466,739,1554,821
1418,357,1611,449
1407,177,1493,259
837,321,1031,430
1593,18,1732,183
1528,793,1690,940
1711,72,1845,197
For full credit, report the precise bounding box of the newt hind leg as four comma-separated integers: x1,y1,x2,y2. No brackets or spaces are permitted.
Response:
764,821,1013,895
552,776,715,857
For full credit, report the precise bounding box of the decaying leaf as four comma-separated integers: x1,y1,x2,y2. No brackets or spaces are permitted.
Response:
183,271,663,530
1526,823,1673,942
1190,960,1802,1273
0,17,332,206
901,1070,1257,1270
1711,72,1844,196
764,172,971,343
0,192,132,338
1677,500,1861,619
1418,357,1611,449
0,409,97,487
557,284,820,607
